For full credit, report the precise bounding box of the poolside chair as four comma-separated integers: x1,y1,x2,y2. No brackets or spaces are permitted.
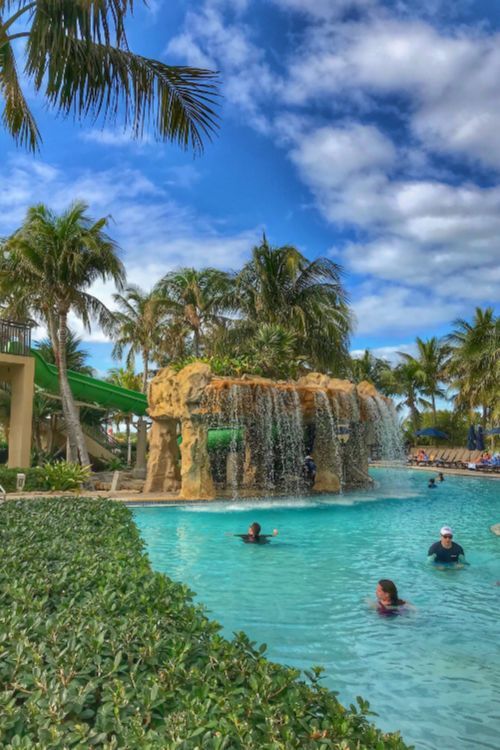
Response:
442,450,459,467
431,449,448,466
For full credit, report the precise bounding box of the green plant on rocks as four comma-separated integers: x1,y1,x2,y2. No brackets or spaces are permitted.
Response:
0,499,412,749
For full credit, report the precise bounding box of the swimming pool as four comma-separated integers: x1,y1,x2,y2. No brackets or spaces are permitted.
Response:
133,469,500,750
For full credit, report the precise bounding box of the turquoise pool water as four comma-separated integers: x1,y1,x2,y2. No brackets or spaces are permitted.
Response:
133,469,500,750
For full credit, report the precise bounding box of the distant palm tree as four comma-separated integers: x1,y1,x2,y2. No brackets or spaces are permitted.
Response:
35,330,94,376
106,366,142,466
446,307,499,422
400,337,449,421
155,268,234,357
0,0,218,152
236,238,352,373
381,359,431,433
349,350,392,390
112,285,167,393
1,201,125,465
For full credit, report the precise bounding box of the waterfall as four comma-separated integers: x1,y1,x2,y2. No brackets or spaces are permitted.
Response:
369,396,404,460
314,390,343,486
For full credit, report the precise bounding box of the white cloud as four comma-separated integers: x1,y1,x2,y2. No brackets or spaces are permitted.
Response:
166,5,282,132
80,129,153,147
352,285,463,335
351,343,416,363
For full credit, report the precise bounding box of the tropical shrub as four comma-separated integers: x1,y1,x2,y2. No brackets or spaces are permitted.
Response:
41,460,91,491
0,499,410,750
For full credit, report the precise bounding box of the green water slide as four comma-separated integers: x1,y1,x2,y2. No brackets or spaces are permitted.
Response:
32,350,241,450
32,350,148,416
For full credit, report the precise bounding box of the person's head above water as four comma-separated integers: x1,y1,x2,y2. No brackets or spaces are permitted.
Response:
440,525,454,548
376,579,405,607
428,478,436,486
248,522,261,539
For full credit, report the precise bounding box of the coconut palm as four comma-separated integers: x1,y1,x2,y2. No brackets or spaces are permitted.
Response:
380,359,431,433
1,201,125,465
35,330,94,375
0,0,218,152
235,238,352,373
446,307,499,422
112,285,168,393
155,268,234,357
400,337,449,421
349,350,392,390
106,366,142,466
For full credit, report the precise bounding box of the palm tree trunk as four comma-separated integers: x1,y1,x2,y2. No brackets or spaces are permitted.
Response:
126,417,132,466
142,351,149,394
57,312,91,466
47,313,78,462
431,394,437,422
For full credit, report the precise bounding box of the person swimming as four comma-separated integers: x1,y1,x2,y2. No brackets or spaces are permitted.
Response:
234,522,279,544
428,478,437,489
375,579,407,616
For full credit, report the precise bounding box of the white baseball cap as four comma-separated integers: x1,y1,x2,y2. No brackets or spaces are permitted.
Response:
440,526,453,536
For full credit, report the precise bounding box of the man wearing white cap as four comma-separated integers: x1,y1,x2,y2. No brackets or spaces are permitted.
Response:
427,526,466,564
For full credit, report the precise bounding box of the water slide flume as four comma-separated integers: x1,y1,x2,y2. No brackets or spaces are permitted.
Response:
32,350,240,451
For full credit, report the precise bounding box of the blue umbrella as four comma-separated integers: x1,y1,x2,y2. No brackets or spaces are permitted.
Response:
467,425,477,450
476,425,485,451
485,427,500,436
415,428,449,439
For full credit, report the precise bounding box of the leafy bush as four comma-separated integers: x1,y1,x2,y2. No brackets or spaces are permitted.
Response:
41,460,91,491
0,499,410,749
103,456,126,471
0,465,45,492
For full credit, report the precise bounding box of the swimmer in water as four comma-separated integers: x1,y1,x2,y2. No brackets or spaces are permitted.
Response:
427,526,467,566
437,472,444,482
234,522,279,544
428,478,437,489
375,579,408,616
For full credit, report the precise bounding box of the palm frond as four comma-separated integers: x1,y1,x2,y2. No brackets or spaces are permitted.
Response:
0,36,40,149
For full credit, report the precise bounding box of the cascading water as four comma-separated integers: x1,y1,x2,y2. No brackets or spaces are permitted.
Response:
368,395,404,460
314,390,343,486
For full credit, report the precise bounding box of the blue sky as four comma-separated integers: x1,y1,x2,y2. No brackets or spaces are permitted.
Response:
1,0,499,374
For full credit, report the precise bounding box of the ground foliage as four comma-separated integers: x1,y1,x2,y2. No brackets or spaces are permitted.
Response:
0,499,411,750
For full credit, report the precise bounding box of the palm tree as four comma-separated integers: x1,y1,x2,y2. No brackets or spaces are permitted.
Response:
106,366,142,466
381,359,431,434
0,0,218,152
35,330,95,375
235,238,352,373
112,285,168,393
155,268,234,357
349,350,392,390
446,307,499,422
1,201,125,465
400,337,449,421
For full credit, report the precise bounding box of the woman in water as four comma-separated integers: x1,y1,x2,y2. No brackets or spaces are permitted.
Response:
233,522,279,544
375,579,408,616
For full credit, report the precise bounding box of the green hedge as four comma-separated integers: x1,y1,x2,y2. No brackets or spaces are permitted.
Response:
0,499,411,749
0,466,46,492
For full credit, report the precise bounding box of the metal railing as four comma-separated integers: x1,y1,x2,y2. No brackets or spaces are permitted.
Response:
0,319,32,356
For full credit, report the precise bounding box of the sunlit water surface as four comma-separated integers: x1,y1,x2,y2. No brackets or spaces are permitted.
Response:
133,469,500,750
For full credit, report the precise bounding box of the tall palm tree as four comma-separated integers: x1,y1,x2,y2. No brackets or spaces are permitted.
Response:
400,337,449,421
112,285,168,393
446,307,499,422
35,330,94,375
155,268,234,357
0,0,218,152
235,238,352,373
1,201,125,465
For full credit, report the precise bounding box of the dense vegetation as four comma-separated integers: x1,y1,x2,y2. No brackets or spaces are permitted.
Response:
0,198,498,461
0,498,410,749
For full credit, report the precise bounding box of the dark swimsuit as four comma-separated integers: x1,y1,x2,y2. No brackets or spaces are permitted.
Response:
236,534,273,545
